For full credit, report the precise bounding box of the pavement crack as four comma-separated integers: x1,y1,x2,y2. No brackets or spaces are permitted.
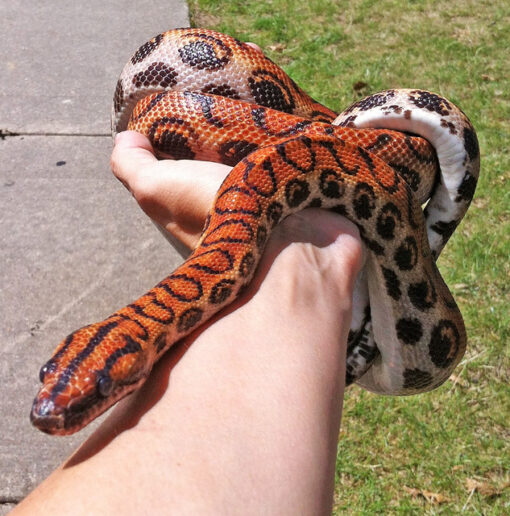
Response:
0,129,20,139
1,129,109,139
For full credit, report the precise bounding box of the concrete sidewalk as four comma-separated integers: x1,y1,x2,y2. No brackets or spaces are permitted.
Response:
1,1,189,511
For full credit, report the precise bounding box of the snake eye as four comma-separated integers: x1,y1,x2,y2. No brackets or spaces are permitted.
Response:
97,376,113,397
39,364,48,383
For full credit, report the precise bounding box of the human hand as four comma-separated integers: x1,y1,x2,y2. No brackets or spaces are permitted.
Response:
111,130,232,252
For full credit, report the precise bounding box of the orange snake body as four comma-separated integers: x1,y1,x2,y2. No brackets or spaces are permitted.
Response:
31,29,480,435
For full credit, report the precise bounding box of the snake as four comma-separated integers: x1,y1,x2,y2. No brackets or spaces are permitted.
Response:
31,28,480,435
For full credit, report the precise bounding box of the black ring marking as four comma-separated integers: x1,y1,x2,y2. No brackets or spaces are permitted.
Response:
159,274,204,303
187,248,235,275
243,157,278,198
277,136,316,174
215,186,262,217
129,294,176,324
357,146,401,194
202,219,254,247
353,182,376,219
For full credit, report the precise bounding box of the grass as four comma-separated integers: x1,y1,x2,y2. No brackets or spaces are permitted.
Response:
190,1,509,513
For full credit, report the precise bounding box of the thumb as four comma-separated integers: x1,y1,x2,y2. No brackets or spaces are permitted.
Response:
110,130,232,250
111,131,158,188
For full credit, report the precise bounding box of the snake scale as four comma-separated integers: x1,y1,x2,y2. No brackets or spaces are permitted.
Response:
31,28,480,435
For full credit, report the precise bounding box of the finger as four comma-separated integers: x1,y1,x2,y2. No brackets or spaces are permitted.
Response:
134,159,231,249
110,131,158,188
245,42,263,53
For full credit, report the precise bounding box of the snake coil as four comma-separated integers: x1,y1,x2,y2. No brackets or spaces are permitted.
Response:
31,28,479,435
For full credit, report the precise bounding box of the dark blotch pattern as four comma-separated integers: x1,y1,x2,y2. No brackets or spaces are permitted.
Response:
131,34,164,64
266,201,283,227
132,62,178,89
353,182,376,219
376,202,401,240
184,92,223,128
177,308,203,332
178,37,232,70
219,140,259,166
256,226,267,251
151,126,195,160
366,133,392,152
248,70,294,113
456,172,477,202
113,79,124,115
394,236,418,271
337,115,357,127
430,220,458,245
319,169,345,199
409,90,451,116
408,278,437,311
403,368,433,389
331,204,347,216
239,252,255,278
210,279,236,304
463,127,479,161
345,370,355,386
154,333,167,353
308,198,322,208
201,83,241,99
285,178,310,207
360,232,385,255
344,91,395,113
429,320,460,368
389,163,421,192
381,266,401,300
396,318,423,344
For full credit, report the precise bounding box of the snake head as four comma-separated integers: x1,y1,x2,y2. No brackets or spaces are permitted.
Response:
31,317,155,435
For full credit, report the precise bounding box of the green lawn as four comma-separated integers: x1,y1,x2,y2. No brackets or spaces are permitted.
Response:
190,1,509,512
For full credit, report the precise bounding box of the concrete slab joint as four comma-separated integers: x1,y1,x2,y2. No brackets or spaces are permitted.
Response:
1,0,190,507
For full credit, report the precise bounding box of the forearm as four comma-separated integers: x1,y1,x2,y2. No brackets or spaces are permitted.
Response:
13,212,361,516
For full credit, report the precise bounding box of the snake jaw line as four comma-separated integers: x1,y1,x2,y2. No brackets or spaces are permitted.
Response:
31,374,148,436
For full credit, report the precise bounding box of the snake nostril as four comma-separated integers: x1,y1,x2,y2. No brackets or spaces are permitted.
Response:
97,375,114,397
